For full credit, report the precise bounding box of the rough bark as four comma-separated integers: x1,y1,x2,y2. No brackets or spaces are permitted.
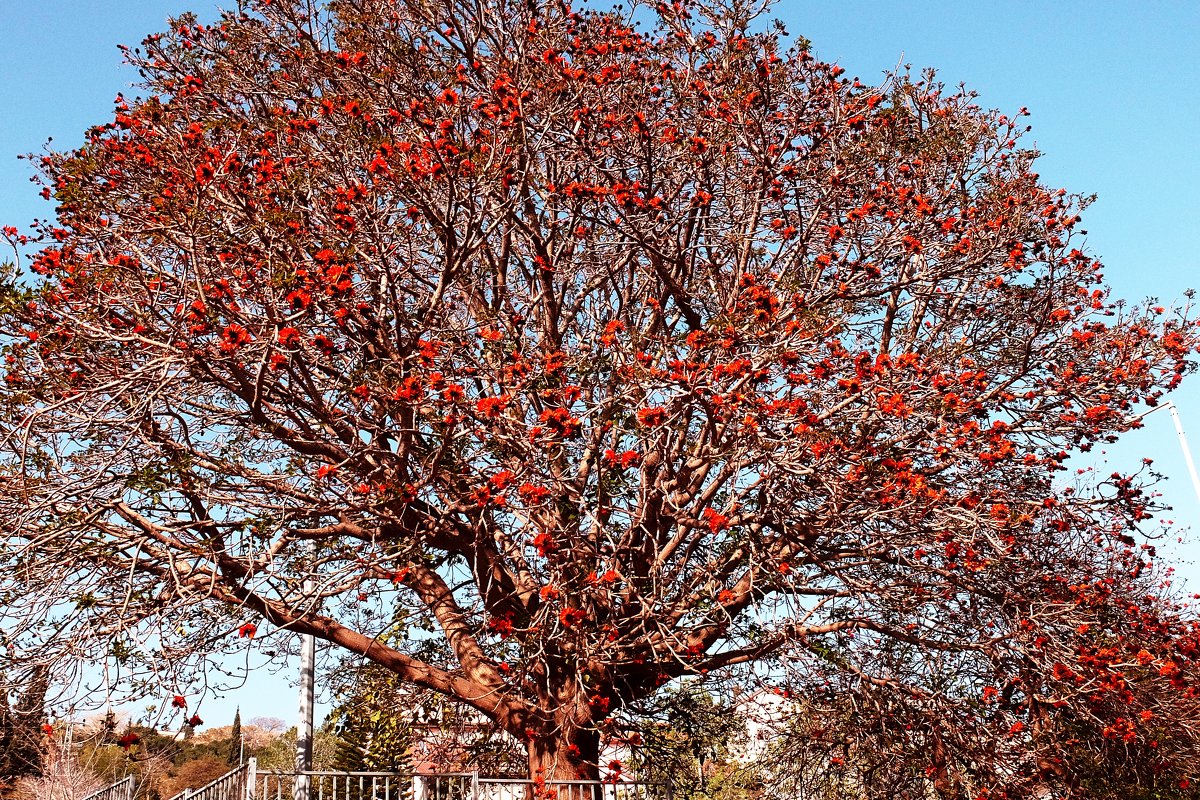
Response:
528,723,601,783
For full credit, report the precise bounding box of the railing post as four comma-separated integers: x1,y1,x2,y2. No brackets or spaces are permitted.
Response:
246,757,258,800
471,771,479,800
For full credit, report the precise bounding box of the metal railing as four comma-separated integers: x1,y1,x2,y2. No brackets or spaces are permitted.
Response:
81,775,136,800
476,778,668,800
254,772,668,800
256,770,430,800
171,759,256,800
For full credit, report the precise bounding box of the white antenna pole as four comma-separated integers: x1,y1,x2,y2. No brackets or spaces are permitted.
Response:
295,630,315,800
295,540,316,800
1165,402,1200,506
1132,401,1200,506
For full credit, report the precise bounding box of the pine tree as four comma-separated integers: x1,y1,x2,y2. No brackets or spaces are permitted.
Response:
227,708,243,767
0,668,48,785
330,687,413,774
329,671,416,800
0,682,14,786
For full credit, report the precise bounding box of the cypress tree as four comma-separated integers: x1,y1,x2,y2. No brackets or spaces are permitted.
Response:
227,708,243,766
0,680,14,784
0,667,48,783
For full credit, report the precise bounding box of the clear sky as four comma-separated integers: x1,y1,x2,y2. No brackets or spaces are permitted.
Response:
2,0,1198,729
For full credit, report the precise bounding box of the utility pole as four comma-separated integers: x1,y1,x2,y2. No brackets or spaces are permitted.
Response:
295,549,316,800
294,630,315,800
1134,401,1200,505
1165,402,1200,504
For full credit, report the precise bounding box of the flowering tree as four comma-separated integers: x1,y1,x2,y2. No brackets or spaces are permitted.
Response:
2,0,1200,790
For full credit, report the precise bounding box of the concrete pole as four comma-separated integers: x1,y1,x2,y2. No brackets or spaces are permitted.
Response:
295,571,316,800
1132,401,1200,505
1166,402,1200,505
294,629,315,800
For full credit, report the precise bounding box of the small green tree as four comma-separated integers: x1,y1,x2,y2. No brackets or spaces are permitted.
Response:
0,669,48,789
626,682,751,800
328,667,416,775
326,649,525,784
227,709,243,767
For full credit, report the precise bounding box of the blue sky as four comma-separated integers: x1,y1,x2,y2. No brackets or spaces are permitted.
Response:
2,0,1198,729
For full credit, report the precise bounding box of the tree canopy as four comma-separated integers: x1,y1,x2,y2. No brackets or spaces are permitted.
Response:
2,0,1199,793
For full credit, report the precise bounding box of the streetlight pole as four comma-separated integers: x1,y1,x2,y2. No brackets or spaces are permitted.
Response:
295,547,316,800
1133,401,1200,505
294,629,315,800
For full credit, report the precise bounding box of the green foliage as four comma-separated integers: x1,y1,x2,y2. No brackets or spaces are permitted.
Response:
227,709,242,767
626,682,750,800
0,668,48,788
325,648,526,779
327,668,415,775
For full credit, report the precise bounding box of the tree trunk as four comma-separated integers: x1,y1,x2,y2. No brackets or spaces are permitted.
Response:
528,724,600,782
528,705,600,782
491,683,603,785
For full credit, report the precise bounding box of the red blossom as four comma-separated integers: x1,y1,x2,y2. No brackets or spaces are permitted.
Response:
4,4,1199,791
538,407,580,438
487,613,515,638
636,407,667,427
532,533,557,556
558,607,586,627
312,334,336,355
702,507,729,532
220,324,252,352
